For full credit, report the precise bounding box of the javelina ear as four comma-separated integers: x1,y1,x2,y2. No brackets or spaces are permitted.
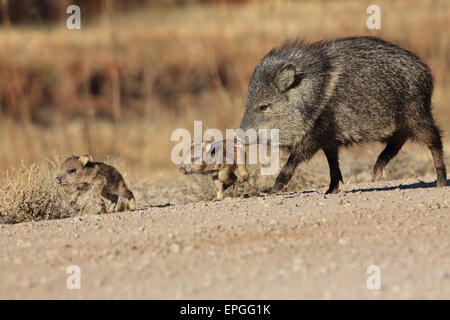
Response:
275,64,296,92
79,154,92,167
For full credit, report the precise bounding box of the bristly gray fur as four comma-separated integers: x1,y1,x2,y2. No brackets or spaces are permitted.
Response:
240,36,446,193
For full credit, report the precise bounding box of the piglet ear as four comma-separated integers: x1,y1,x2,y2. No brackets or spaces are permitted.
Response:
79,154,92,167
275,64,296,92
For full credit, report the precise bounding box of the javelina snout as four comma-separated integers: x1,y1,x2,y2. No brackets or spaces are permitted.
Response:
179,164,205,175
240,36,447,193
179,141,210,175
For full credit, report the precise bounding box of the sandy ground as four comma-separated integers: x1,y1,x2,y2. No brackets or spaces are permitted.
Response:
0,176,449,299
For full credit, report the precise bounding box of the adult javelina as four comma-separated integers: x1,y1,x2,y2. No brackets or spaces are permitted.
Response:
240,36,447,194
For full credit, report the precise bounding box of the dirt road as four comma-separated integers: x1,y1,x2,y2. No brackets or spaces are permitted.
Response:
0,176,449,299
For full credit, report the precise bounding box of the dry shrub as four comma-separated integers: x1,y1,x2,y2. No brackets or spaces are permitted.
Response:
0,160,78,224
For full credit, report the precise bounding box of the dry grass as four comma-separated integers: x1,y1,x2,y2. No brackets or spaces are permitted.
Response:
0,154,137,224
0,159,78,224
0,0,449,215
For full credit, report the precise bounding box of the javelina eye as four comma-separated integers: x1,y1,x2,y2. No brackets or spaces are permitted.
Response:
67,168,76,174
259,105,269,111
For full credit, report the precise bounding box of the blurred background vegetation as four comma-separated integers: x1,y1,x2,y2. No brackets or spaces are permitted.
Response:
0,0,448,185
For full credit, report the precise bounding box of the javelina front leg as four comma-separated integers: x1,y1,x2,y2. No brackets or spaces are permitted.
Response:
69,184,89,206
272,141,320,193
218,166,235,185
70,190,81,207
92,186,106,213
323,146,343,194
213,177,224,200
272,153,301,192
94,194,106,213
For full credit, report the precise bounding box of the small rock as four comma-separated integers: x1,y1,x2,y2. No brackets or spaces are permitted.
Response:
170,243,181,254
261,247,272,253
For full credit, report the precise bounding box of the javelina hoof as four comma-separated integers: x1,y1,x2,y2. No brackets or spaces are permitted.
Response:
436,168,447,187
116,203,127,212
373,166,384,181
128,198,136,211
106,203,116,213
270,183,284,194
437,178,447,187
325,187,339,195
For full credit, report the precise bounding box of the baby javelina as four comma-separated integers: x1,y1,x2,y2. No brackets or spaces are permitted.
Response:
179,140,249,200
56,155,136,213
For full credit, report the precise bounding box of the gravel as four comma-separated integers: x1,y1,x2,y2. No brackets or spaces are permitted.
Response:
0,176,448,299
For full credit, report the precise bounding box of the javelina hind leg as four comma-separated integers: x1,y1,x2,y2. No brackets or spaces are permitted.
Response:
323,146,343,194
93,188,106,214
373,133,407,181
213,177,224,200
120,188,136,211
430,147,447,187
425,126,447,187
412,121,447,187
102,190,118,213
